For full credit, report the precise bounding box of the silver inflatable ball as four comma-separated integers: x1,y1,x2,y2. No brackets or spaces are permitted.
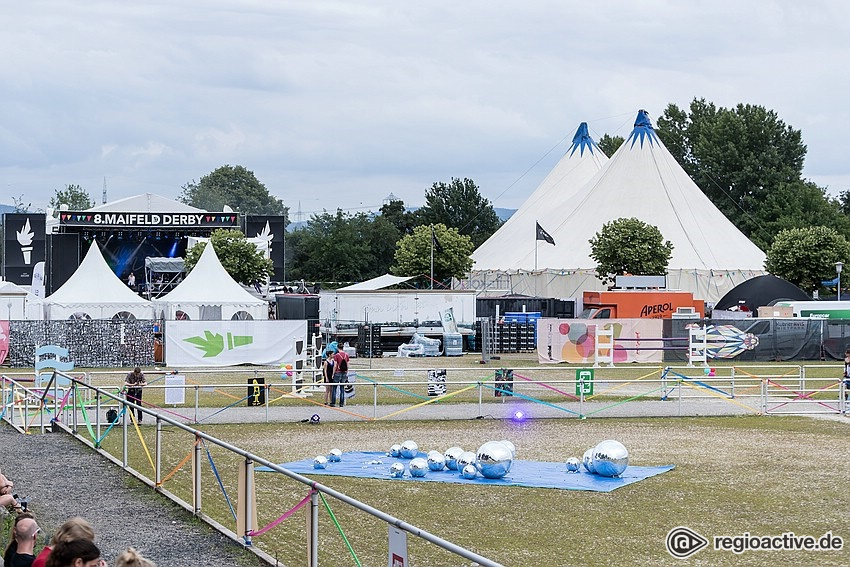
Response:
313,455,328,469
565,457,581,473
475,441,513,479
389,444,402,457
444,447,464,470
427,450,446,471
389,462,405,478
582,448,597,474
457,451,477,472
592,440,629,477
409,457,428,477
461,463,478,479
400,440,419,459
499,440,517,458
327,448,342,462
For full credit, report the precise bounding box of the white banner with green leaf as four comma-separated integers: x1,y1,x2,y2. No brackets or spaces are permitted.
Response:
165,320,307,367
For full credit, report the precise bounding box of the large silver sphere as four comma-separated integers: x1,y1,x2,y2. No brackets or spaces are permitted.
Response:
389,462,405,478
427,450,446,471
461,463,478,479
475,441,513,479
582,448,597,474
565,457,581,473
313,455,328,469
409,457,428,477
592,440,629,477
444,447,464,470
400,440,419,459
389,444,402,457
457,451,477,472
327,448,342,462
499,440,516,458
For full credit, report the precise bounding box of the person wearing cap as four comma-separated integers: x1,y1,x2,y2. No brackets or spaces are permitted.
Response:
123,367,147,423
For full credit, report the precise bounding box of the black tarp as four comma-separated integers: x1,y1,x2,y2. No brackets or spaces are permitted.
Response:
714,274,810,312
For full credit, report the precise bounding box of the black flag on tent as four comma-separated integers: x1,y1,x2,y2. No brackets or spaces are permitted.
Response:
431,225,444,253
536,222,555,245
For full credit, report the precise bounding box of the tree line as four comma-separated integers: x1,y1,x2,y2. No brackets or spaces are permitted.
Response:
12,97,850,293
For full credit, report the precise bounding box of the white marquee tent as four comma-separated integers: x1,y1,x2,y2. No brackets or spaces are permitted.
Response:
43,242,155,320
472,122,608,273
153,242,268,320
467,110,766,301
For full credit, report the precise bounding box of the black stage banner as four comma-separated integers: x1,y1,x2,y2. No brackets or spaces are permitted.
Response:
2,213,47,285
59,212,239,228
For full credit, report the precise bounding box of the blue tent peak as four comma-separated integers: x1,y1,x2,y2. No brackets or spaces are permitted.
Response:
627,109,659,149
568,122,600,157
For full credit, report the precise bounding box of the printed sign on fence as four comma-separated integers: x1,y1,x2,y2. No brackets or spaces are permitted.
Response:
427,369,447,396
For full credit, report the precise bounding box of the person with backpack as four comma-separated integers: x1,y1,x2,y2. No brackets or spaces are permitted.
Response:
330,348,350,407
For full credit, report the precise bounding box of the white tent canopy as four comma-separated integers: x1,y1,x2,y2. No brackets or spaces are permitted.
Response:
338,274,415,291
472,122,608,271
467,111,766,301
87,193,203,213
153,242,268,320
0,280,44,320
43,242,155,320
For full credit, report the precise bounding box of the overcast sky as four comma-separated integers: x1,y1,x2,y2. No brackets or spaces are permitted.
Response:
2,1,848,220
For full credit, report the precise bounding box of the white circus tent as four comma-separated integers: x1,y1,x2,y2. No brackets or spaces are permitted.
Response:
153,242,268,321
43,242,155,320
472,122,608,276
466,110,766,301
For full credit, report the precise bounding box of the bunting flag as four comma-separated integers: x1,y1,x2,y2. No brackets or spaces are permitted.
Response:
431,226,444,253
536,222,555,245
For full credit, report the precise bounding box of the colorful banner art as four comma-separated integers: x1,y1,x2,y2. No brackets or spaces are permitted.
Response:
166,320,306,367
537,318,665,364
0,321,9,365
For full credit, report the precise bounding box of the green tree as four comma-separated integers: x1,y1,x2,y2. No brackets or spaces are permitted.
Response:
11,195,31,213
656,99,808,243
184,228,274,285
379,199,417,235
415,178,502,248
287,210,379,284
49,184,93,213
765,226,850,293
179,165,288,218
754,181,850,248
597,134,623,157
588,218,673,286
391,224,473,286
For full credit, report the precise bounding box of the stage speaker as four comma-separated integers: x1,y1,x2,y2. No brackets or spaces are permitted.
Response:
47,233,80,294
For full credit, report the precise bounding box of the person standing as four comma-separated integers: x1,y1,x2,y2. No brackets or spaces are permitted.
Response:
127,272,136,289
843,348,850,402
321,343,337,406
124,367,147,423
330,348,350,408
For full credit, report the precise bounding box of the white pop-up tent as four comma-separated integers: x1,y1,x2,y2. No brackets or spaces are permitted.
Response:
43,242,155,320
153,242,268,320
0,280,44,320
468,110,766,301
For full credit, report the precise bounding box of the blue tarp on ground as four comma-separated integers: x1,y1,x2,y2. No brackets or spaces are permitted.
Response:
257,451,675,492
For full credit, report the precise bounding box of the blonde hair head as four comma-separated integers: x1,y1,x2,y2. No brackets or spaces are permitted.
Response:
115,547,157,567
50,516,95,546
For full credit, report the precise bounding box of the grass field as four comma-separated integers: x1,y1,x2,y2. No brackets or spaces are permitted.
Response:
97,414,850,566
8,355,850,565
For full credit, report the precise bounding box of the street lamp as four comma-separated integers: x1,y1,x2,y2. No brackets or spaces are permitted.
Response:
836,261,844,301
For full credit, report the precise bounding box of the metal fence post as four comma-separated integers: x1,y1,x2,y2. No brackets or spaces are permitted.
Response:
155,417,163,488
95,392,102,441
265,383,270,423
310,490,319,567
373,382,378,420
761,379,767,414
122,396,129,467
194,384,200,424
194,434,203,514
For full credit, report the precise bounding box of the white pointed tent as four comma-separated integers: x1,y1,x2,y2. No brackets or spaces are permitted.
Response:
468,110,766,301
44,242,155,320
472,122,608,274
153,242,268,320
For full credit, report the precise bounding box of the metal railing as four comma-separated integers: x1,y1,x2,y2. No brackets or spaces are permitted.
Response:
1,370,503,567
